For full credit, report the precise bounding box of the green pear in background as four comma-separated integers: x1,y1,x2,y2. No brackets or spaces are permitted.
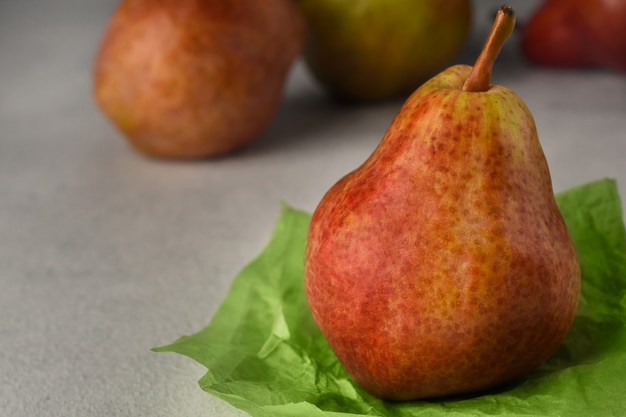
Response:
297,0,472,102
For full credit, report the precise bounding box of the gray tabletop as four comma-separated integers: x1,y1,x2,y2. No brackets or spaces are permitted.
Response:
2,1,625,416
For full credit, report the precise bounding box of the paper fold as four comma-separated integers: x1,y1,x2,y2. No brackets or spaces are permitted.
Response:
155,179,626,417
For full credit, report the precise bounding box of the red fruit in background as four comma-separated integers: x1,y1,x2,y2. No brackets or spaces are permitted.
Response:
93,0,305,159
521,0,626,72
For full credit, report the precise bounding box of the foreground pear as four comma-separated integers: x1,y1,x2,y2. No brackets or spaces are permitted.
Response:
305,6,580,400
93,0,304,158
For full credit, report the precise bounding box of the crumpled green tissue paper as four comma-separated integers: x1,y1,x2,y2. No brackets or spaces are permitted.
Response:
154,178,626,417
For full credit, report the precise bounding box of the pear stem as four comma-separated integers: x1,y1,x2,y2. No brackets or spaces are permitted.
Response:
462,5,516,92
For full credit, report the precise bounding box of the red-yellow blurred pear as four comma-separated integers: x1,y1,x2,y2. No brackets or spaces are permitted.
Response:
93,0,304,158
305,6,580,400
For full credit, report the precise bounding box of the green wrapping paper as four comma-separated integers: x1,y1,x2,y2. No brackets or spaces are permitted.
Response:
154,178,626,416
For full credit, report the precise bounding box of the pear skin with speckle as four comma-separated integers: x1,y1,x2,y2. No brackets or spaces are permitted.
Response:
304,64,581,400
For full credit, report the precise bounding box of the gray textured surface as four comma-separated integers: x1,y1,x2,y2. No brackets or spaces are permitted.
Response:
1,1,625,416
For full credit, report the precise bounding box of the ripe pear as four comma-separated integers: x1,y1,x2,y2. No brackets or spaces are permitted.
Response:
305,6,580,400
297,0,471,102
93,0,304,158
521,0,626,72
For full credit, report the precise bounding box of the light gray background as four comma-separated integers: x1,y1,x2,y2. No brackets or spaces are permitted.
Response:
1,1,625,416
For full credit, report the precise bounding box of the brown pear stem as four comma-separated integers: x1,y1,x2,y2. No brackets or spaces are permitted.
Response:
462,5,516,92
